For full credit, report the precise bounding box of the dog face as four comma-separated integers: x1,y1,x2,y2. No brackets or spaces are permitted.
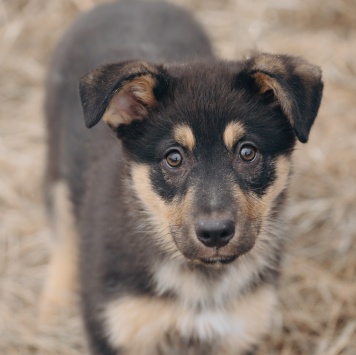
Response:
79,54,323,265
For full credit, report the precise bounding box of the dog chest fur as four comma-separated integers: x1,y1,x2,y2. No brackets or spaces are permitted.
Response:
104,292,276,355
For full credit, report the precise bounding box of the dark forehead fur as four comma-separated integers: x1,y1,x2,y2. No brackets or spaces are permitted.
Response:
121,60,296,162
118,60,296,204
169,61,294,142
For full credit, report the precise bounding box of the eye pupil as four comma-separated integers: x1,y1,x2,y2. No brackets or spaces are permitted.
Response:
166,151,183,167
239,144,256,162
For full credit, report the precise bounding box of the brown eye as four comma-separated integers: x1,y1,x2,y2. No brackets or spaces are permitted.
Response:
239,144,257,162
165,150,183,168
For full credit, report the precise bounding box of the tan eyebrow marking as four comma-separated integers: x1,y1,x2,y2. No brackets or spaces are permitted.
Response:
173,124,196,151
223,121,245,149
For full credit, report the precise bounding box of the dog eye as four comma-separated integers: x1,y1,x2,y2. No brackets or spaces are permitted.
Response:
239,144,257,162
165,150,183,168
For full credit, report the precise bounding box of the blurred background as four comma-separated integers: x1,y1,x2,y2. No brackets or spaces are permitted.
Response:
0,0,355,354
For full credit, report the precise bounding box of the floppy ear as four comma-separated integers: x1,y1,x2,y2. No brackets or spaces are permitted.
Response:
237,53,323,143
79,60,170,130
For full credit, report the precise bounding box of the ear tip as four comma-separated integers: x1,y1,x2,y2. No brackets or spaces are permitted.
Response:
295,129,309,143
297,135,308,144
85,120,95,129
84,114,101,128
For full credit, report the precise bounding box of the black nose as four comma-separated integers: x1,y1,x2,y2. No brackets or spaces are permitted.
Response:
195,219,235,248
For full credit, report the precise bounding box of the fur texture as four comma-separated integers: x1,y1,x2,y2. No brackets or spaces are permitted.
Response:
44,1,323,354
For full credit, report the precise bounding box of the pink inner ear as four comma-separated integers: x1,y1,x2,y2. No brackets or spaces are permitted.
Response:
103,76,157,129
115,90,148,122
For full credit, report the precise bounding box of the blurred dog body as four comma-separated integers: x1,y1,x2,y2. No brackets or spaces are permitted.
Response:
42,1,323,354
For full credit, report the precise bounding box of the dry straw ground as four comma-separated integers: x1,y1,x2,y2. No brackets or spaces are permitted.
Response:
0,0,355,354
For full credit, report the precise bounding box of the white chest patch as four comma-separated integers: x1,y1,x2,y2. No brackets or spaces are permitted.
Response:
152,255,265,308
103,258,276,355
175,306,245,341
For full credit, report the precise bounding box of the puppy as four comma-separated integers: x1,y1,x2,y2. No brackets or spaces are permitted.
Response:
42,1,323,354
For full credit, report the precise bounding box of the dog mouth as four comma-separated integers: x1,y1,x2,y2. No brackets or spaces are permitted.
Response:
199,255,237,265
170,228,242,266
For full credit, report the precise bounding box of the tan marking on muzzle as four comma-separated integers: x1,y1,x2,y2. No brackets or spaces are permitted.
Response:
233,155,291,221
169,187,195,227
131,163,195,257
233,186,262,221
223,121,245,150
131,163,170,230
173,124,196,151
260,155,291,217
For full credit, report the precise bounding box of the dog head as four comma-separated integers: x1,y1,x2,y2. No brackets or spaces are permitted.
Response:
79,53,323,265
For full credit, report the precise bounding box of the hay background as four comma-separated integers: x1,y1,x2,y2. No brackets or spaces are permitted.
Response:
0,0,355,354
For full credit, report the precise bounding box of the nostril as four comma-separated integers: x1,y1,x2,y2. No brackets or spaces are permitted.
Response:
202,232,210,240
221,229,229,238
195,219,235,248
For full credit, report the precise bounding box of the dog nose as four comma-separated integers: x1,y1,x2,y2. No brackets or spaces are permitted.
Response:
195,219,235,248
